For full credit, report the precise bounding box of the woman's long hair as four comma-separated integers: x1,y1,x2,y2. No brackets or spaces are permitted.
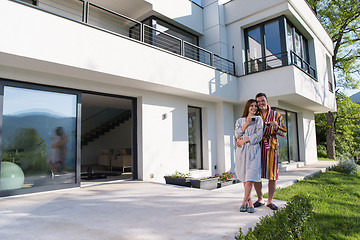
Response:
242,99,258,117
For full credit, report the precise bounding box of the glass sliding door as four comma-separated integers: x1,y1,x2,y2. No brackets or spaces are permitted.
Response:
277,109,288,162
0,83,79,196
287,111,299,162
274,108,299,163
188,106,203,169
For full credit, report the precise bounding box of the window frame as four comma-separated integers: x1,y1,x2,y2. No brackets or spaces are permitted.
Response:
272,107,300,163
0,78,81,197
244,15,314,78
187,106,203,170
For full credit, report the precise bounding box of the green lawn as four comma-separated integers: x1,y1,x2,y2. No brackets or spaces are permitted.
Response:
273,169,360,239
318,157,337,161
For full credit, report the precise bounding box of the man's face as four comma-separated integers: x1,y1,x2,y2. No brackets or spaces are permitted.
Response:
256,96,268,111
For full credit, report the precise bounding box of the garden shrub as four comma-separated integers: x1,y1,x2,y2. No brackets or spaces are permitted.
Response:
235,194,319,240
169,171,190,178
317,144,327,158
335,158,359,174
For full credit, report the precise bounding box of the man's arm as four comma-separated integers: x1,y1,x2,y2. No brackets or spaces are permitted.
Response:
273,112,287,137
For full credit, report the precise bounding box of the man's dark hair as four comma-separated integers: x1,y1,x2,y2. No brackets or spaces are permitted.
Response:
255,92,267,100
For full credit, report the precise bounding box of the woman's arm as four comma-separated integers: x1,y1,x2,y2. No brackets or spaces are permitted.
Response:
247,117,263,145
234,119,245,138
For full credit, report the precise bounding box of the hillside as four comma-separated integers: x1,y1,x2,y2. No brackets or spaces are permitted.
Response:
350,91,360,103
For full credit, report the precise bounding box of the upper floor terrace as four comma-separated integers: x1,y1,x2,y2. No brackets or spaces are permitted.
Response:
14,0,235,75
0,0,240,103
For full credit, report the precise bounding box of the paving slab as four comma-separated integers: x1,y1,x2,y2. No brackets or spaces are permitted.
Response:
0,161,336,240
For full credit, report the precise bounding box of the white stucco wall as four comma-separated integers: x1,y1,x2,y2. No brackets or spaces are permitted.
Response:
140,92,222,182
146,0,204,34
215,102,235,174
0,0,238,103
298,110,318,164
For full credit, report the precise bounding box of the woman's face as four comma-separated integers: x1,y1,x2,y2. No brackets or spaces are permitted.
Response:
249,102,258,115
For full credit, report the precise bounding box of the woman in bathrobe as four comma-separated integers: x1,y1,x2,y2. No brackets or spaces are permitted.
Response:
235,99,263,213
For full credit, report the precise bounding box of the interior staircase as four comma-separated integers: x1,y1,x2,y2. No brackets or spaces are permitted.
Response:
81,110,131,146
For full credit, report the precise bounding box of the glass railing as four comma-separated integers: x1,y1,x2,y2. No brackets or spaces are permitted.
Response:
14,0,235,75
244,51,317,80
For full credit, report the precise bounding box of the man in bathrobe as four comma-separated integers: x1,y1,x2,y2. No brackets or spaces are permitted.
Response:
253,93,287,210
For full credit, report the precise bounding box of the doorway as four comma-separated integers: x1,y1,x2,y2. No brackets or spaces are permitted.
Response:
80,92,136,185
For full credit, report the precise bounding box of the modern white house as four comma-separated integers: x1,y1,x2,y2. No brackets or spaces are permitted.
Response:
0,0,336,197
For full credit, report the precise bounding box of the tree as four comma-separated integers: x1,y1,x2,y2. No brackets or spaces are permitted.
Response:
1,128,48,174
307,0,360,159
316,93,360,159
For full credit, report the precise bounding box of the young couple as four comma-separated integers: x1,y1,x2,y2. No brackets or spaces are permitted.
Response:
234,93,287,213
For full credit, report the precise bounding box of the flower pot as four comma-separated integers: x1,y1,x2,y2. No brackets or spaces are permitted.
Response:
191,177,218,190
217,179,234,188
164,176,192,187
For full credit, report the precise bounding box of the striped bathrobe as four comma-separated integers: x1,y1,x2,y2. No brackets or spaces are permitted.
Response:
260,106,287,180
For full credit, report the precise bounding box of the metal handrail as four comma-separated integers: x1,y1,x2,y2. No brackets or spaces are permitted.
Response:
12,0,235,75
213,54,235,75
289,50,316,79
184,41,212,65
244,51,317,80
88,2,142,27
143,24,182,54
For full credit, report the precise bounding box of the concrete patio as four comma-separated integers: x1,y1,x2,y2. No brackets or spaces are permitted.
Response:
0,161,336,240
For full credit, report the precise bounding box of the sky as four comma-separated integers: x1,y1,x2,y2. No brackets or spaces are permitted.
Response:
341,88,360,97
3,86,77,117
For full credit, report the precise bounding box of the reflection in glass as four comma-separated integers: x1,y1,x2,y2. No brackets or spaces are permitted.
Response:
288,112,299,161
264,20,282,68
294,31,302,68
1,86,77,191
274,108,299,163
247,27,264,72
276,109,288,163
286,23,294,64
188,107,202,169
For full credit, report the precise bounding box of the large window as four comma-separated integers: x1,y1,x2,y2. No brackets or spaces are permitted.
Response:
188,106,203,169
326,55,334,92
142,17,198,45
273,108,299,163
286,22,310,74
0,82,79,196
245,17,286,73
245,16,315,79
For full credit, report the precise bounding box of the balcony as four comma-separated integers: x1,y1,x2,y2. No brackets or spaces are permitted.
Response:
244,51,317,80
13,0,235,75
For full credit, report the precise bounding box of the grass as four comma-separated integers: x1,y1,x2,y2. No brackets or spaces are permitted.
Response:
272,169,360,240
318,157,336,161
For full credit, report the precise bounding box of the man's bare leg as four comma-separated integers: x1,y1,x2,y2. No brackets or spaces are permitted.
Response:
267,180,277,205
254,181,264,205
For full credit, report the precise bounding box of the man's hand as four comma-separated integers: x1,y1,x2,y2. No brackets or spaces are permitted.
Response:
236,137,243,147
270,121,279,131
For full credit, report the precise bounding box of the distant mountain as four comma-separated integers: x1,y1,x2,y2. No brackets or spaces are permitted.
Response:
350,91,360,103
11,108,67,118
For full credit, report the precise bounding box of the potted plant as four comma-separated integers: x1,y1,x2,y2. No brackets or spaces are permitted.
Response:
164,171,192,187
190,177,219,190
216,172,234,188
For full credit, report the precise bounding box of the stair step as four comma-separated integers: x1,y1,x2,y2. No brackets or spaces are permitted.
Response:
279,162,305,172
81,110,131,145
